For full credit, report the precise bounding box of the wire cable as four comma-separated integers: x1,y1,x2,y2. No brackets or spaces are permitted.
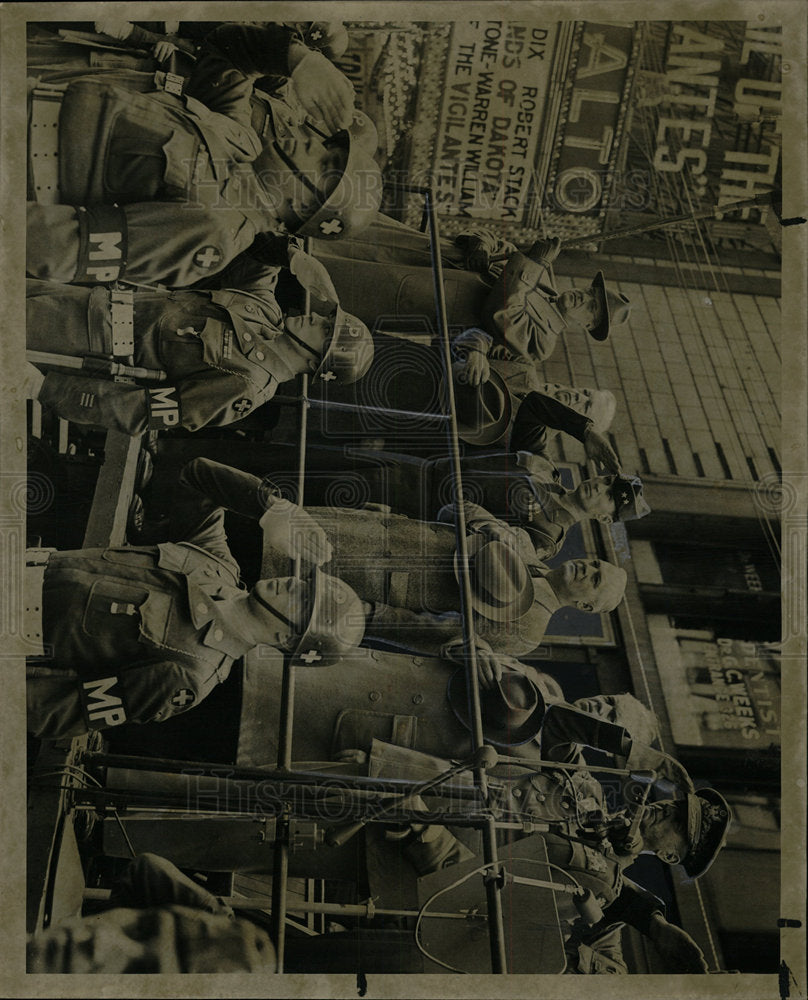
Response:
413,857,583,972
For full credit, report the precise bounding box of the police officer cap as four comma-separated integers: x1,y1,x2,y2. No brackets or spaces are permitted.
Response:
610,474,651,522
682,788,731,878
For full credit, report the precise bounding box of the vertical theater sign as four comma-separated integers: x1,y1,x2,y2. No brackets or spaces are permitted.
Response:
352,19,782,253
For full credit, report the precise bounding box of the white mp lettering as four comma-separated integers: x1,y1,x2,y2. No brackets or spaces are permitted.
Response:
149,386,181,426
83,676,127,727
88,232,123,260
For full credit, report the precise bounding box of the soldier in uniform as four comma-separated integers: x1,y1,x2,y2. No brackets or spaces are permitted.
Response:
178,457,628,658
537,786,731,973
194,441,647,559
371,739,729,974
27,22,382,288
25,273,373,435
311,227,631,365
25,466,366,737
279,450,647,559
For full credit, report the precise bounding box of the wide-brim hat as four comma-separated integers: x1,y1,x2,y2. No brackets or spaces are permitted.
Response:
447,664,546,747
443,361,513,446
589,271,631,342
610,474,651,522
453,534,534,623
682,788,731,878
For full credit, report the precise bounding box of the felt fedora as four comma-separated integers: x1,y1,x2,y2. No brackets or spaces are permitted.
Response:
447,663,546,747
453,534,534,623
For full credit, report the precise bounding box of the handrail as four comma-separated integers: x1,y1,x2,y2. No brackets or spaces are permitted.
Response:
270,239,314,970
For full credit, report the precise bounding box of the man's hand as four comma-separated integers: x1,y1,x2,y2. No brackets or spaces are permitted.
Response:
259,500,332,566
288,248,339,307
608,816,644,860
456,351,490,388
289,50,355,133
444,639,503,690
583,425,621,473
153,39,179,63
475,647,506,690
334,748,367,766
525,235,562,266
648,913,709,973
473,518,522,548
626,742,682,786
461,235,492,273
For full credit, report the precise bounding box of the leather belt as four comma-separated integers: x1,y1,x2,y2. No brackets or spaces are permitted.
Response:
109,286,135,356
25,548,55,656
29,88,63,204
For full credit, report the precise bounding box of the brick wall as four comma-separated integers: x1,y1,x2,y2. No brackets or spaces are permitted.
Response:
542,274,781,491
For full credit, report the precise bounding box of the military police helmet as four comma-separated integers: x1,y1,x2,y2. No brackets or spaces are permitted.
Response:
314,307,374,385
347,109,379,155
291,569,366,667
302,21,350,60
296,129,382,240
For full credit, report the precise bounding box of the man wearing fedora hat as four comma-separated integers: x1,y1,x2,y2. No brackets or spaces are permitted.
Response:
441,649,671,780
365,550,628,659
449,361,623,470
172,457,627,658
453,256,632,379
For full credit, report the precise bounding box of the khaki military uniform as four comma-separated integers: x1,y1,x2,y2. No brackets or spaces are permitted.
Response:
312,215,564,357
28,24,297,206
26,504,260,737
26,25,321,287
28,273,315,435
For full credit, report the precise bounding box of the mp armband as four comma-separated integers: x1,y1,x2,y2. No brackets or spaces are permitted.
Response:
81,675,128,730
75,205,129,283
146,385,182,429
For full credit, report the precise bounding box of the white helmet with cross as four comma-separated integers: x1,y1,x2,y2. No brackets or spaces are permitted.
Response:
295,129,383,240
291,568,366,667
314,306,374,385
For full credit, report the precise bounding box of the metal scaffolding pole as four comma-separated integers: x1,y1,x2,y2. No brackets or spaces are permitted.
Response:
270,238,315,971
391,184,508,974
